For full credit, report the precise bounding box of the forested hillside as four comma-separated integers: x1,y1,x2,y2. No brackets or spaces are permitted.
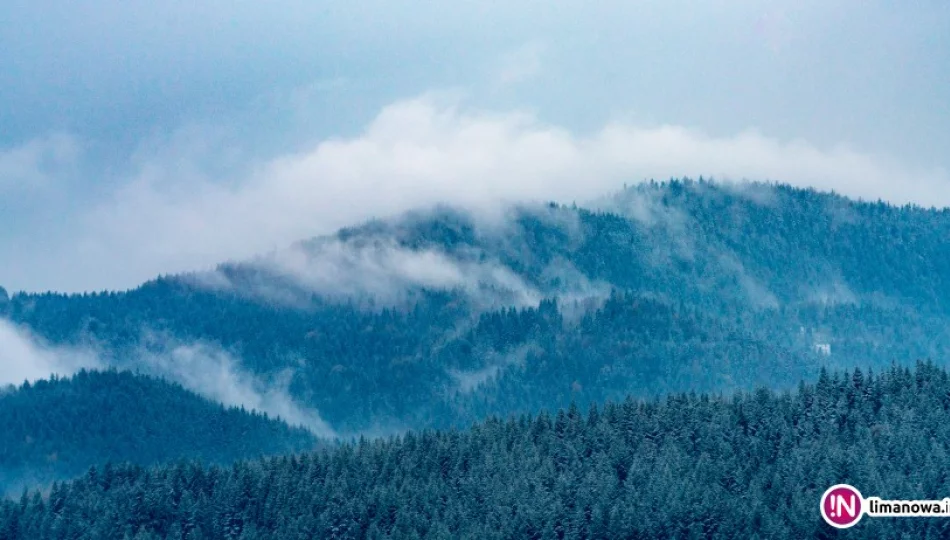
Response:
4,180,950,434
4,363,950,539
0,370,317,493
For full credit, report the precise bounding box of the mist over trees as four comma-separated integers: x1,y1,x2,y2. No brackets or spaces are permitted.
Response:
3,180,950,538
4,180,950,434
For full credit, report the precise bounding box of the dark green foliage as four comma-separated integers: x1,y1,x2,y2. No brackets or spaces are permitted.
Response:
4,363,950,539
440,292,818,425
0,370,317,492
6,180,950,433
4,180,950,535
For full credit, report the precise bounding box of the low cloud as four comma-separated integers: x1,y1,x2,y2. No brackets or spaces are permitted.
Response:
719,180,780,207
448,365,501,394
803,279,859,307
716,252,780,310
448,342,541,394
0,320,99,385
194,207,618,312
14,94,950,292
0,319,335,437
597,185,697,265
135,339,336,438
269,238,540,307
203,236,543,309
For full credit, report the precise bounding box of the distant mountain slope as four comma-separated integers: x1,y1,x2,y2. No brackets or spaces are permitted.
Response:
0,370,317,493
4,363,950,539
4,179,950,433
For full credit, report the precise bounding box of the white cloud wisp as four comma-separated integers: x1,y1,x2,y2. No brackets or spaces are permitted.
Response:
15,94,950,292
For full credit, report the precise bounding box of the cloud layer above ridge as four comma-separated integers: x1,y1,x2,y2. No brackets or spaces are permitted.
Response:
2,1,949,292
11,94,938,293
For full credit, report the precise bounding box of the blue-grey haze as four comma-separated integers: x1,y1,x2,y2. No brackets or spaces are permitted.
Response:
1,0,948,292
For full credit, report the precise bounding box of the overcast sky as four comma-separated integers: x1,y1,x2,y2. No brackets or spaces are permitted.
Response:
2,0,949,293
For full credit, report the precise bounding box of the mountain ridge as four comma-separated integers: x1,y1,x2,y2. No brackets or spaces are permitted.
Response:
4,179,950,435
0,369,318,494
